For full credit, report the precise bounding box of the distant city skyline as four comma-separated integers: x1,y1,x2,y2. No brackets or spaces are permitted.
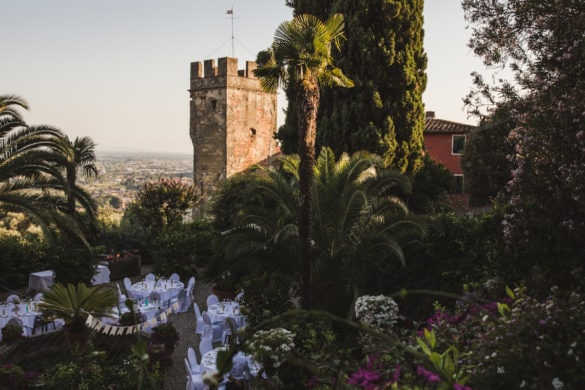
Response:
1,1,489,154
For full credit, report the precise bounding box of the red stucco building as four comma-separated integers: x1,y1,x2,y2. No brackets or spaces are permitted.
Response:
423,111,477,209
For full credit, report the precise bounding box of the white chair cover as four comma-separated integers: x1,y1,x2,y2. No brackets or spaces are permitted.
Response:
199,336,213,357
6,294,20,304
185,358,205,390
187,347,201,374
147,291,162,307
176,289,188,313
202,311,223,343
193,303,205,334
116,283,127,304
123,277,135,299
145,273,156,282
186,276,195,291
6,316,28,337
235,291,244,302
169,273,180,282
206,294,219,309
33,292,44,301
222,316,237,344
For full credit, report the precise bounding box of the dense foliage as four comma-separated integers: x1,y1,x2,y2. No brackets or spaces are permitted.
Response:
216,148,425,317
120,177,198,257
1,95,92,244
282,0,427,175
460,104,515,206
255,12,354,308
462,0,585,292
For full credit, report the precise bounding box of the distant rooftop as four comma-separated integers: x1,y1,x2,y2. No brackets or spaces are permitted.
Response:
424,111,477,134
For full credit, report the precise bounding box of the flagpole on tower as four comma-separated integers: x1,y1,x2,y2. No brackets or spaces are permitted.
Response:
226,7,234,56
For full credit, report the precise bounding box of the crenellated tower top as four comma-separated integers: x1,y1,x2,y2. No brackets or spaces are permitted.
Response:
190,57,257,79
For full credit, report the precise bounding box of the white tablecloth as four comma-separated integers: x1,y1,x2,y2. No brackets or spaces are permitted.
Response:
0,302,42,341
208,301,247,329
130,279,184,307
92,264,111,285
28,270,54,292
201,348,261,377
102,303,162,325
29,266,111,291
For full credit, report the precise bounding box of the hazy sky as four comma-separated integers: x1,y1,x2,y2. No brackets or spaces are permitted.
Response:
1,1,487,154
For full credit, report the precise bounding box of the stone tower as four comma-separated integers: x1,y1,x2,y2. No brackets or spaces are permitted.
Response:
189,57,278,212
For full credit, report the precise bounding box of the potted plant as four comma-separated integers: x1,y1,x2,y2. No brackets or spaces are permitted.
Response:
151,322,180,353
38,282,117,351
1,324,24,344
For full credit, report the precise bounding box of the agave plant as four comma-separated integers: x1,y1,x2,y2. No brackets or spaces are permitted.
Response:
38,282,117,333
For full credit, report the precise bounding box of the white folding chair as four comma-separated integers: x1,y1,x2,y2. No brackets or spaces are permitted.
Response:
6,316,27,337
202,311,223,343
169,273,180,282
206,294,219,309
175,289,188,313
185,358,204,390
199,336,213,357
145,273,155,282
187,347,201,374
147,291,162,307
6,294,20,304
123,277,135,299
116,283,127,304
222,316,238,344
193,303,205,334
186,276,195,291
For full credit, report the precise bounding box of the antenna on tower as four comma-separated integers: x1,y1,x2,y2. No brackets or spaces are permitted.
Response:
226,6,235,56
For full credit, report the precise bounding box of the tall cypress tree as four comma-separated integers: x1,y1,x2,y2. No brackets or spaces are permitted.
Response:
280,0,427,174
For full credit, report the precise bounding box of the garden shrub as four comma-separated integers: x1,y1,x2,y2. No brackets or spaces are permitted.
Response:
238,272,293,327
151,220,215,280
464,287,585,389
0,236,45,289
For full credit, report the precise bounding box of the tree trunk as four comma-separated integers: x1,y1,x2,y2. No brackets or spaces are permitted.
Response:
297,74,320,309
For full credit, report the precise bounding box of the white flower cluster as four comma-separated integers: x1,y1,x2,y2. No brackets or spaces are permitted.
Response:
355,295,399,330
248,328,295,368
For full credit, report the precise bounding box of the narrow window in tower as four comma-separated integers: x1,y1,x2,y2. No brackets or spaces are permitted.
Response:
210,99,217,110
249,128,256,136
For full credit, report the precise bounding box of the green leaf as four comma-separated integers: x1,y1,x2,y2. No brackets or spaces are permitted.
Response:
505,285,515,300
425,328,437,349
497,302,511,319
216,350,234,373
416,337,431,356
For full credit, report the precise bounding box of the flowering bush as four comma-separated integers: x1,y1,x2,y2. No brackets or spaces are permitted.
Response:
463,287,585,389
355,295,399,331
247,328,295,371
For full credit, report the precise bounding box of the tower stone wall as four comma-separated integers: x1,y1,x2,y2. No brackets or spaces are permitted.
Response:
189,57,278,212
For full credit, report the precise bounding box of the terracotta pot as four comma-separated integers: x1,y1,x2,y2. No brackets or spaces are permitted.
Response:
65,327,90,353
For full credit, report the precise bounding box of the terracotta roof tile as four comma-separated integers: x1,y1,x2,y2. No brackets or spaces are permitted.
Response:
425,118,477,134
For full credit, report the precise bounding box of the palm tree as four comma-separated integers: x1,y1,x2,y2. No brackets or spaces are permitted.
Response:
254,14,354,308
0,95,89,243
55,135,98,218
38,283,117,350
220,148,425,316
0,94,28,121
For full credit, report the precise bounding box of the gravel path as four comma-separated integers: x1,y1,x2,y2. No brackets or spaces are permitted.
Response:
163,277,211,390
